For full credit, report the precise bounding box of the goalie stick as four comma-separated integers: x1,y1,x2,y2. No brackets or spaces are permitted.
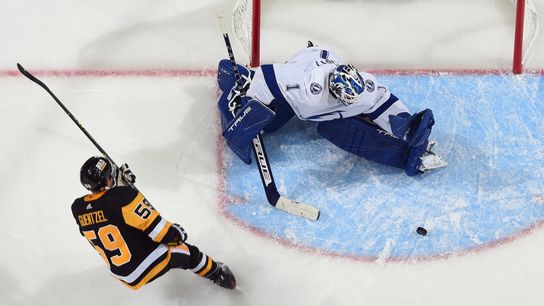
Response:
17,63,136,190
217,15,320,221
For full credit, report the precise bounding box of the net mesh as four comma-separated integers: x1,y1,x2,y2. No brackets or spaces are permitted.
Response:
511,0,540,65
521,0,539,63
231,0,539,71
232,0,253,64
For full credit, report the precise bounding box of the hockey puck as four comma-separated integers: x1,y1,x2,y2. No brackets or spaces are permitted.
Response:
416,227,427,236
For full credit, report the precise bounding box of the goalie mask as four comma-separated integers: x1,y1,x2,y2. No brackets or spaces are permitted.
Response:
329,64,364,105
80,156,117,192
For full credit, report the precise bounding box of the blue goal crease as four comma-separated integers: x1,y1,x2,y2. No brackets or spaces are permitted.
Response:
221,74,544,259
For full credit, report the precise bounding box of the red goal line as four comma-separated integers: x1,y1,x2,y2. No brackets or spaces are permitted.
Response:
0,68,217,78
1,68,543,78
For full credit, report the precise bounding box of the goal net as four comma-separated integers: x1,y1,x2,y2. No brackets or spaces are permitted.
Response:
232,0,540,73
232,0,260,68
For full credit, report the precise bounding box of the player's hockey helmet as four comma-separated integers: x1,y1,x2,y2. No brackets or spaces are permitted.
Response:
80,156,117,192
329,64,364,105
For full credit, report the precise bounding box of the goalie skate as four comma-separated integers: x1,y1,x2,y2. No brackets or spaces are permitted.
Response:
426,140,436,153
418,141,447,172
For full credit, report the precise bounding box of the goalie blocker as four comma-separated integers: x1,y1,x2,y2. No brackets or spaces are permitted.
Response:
220,95,275,164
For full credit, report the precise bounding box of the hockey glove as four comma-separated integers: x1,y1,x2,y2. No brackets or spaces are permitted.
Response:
166,223,188,246
222,99,275,164
217,59,253,93
119,163,136,185
226,86,250,110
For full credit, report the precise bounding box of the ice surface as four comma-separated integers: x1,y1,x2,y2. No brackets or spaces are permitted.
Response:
224,74,544,260
1,1,544,306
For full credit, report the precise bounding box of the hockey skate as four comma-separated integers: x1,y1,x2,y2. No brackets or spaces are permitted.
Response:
213,263,236,289
418,141,448,172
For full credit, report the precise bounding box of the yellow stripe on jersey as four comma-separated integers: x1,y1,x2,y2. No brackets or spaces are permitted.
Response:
83,190,107,202
121,192,161,232
149,220,171,242
172,243,190,255
197,256,213,277
117,244,192,290
122,251,172,290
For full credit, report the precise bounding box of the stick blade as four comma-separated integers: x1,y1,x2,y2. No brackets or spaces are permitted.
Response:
16,63,45,86
16,63,35,80
16,63,26,74
275,196,320,221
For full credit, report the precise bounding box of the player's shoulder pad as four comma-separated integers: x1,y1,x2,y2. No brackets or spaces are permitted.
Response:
107,186,140,204
71,197,85,214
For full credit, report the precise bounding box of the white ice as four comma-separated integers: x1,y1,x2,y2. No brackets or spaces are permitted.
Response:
1,0,544,305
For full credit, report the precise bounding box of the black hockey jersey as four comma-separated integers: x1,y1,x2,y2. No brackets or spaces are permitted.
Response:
71,186,176,289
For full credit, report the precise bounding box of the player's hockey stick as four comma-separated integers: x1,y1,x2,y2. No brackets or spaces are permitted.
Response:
217,15,320,221
17,63,118,163
17,63,133,186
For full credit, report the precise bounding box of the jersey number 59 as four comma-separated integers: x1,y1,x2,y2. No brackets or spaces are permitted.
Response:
83,225,132,267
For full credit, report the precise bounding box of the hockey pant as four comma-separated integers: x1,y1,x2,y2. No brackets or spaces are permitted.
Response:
261,96,296,133
317,109,434,176
145,243,221,286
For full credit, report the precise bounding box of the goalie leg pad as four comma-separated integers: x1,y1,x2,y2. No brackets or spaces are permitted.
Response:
217,88,252,131
404,109,435,176
406,109,434,147
223,99,275,164
217,89,233,130
217,59,253,92
405,140,428,176
317,117,409,169
389,112,412,139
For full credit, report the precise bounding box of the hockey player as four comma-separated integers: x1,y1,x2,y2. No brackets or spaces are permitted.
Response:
216,43,447,176
71,156,236,290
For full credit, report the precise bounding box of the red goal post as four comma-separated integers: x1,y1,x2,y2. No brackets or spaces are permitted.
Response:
232,0,261,68
513,0,539,74
232,0,539,74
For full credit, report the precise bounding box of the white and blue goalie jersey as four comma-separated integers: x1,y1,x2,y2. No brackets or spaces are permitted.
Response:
246,46,409,134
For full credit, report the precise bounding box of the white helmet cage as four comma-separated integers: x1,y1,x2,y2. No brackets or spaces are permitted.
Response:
329,64,365,105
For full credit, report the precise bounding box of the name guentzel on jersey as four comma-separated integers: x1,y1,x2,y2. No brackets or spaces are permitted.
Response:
78,210,108,226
